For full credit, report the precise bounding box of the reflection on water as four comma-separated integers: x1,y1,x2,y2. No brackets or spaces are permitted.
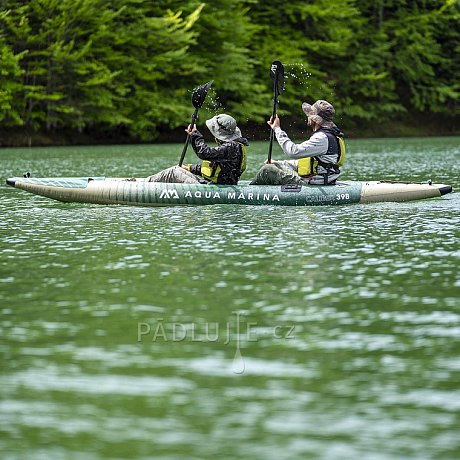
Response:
1,138,460,459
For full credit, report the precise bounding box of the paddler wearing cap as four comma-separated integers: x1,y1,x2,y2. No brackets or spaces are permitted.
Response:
148,114,249,185
251,100,346,186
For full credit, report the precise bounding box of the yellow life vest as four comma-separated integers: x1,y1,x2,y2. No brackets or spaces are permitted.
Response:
297,133,346,177
201,143,247,183
337,137,346,166
298,157,318,177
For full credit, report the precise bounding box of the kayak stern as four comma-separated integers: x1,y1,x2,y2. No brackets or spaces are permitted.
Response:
360,181,453,203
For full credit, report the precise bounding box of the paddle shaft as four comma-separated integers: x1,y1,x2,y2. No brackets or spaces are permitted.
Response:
267,77,280,164
178,107,199,167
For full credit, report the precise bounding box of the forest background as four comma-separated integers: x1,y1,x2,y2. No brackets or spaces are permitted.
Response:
0,0,459,146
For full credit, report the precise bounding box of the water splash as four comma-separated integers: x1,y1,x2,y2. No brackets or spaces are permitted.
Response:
284,63,312,88
205,87,224,113
187,86,224,115
195,87,220,114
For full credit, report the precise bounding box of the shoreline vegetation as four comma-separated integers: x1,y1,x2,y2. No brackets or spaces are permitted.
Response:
1,1,458,148
1,114,459,148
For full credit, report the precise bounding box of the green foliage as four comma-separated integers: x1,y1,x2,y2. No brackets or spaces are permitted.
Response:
0,27,25,125
382,0,458,112
246,0,364,121
0,0,204,139
159,0,265,122
0,0,458,140
349,0,460,120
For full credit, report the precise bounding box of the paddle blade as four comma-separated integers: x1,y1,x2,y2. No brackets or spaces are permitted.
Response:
191,80,213,109
270,60,285,94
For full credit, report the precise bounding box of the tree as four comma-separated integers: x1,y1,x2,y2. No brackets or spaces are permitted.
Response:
246,0,364,121
0,0,458,142
0,0,204,139
0,21,25,126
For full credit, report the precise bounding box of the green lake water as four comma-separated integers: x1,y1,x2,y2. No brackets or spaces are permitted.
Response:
1,137,460,459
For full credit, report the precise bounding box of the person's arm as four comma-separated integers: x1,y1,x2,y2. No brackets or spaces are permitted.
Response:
267,115,328,159
183,163,202,176
274,128,328,159
190,131,233,162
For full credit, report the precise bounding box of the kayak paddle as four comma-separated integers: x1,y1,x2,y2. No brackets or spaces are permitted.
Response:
178,80,213,167
267,60,285,163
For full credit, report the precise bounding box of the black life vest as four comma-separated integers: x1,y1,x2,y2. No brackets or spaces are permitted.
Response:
200,142,247,183
297,128,346,180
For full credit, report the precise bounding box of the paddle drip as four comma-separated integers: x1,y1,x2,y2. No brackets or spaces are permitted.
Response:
232,348,245,374
232,311,245,374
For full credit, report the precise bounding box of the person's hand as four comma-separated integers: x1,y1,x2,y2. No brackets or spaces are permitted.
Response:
267,115,280,130
185,124,197,135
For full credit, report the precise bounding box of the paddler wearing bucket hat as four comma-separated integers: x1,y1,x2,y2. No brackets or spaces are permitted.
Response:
148,114,249,185
251,100,346,186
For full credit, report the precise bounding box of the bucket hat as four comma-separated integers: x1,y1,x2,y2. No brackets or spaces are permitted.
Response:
206,114,242,141
301,100,336,128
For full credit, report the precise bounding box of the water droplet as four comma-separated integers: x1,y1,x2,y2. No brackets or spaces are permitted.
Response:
232,348,245,374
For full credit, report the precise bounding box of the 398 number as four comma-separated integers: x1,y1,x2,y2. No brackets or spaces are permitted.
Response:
336,193,350,200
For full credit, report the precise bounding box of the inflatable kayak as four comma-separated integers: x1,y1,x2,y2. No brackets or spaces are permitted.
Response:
5,176,452,207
